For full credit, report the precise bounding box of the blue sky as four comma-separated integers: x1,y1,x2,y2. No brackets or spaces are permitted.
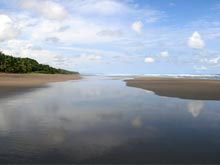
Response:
0,0,220,74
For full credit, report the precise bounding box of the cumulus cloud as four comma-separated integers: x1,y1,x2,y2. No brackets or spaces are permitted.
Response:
132,21,143,34
1,39,101,70
159,50,169,57
188,31,205,49
20,0,68,20
0,14,19,42
2,39,59,66
144,57,155,63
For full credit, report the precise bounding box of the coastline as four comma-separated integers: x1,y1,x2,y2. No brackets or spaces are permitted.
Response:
125,77,220,100
0,73,80,98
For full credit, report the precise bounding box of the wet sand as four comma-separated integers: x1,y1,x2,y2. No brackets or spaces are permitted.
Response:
0,73,80,98
125,77,220,100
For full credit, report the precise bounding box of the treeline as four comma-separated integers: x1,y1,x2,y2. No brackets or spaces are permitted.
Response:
0,52,78,74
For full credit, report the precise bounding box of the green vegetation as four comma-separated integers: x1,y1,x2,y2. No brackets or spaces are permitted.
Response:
0,51,78,74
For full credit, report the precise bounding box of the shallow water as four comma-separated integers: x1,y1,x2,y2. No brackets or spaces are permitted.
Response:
0,76,220,163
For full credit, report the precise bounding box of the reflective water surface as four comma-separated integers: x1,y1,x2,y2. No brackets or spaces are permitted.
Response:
0,76,220,163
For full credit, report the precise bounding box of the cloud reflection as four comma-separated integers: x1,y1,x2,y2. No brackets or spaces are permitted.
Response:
187,100,204,117
0,76,217,163
131,116,142,128
0,77,159,161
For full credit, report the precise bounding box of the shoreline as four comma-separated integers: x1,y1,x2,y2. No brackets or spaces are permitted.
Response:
125,77,220,100
0,73,81,98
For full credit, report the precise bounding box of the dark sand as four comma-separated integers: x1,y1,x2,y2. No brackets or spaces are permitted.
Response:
0,73,80,98
125,77,220,100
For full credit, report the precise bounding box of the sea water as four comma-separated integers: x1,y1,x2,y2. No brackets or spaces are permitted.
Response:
0,76,220,163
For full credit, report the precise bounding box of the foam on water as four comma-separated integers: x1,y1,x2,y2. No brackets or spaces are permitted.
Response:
93,73,220,80
143,74,220,80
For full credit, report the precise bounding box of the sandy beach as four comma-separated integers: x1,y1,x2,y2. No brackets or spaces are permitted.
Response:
0,73,80,98
125,77,220,100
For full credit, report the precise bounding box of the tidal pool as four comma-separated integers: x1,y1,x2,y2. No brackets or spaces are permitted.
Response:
0,76,220,163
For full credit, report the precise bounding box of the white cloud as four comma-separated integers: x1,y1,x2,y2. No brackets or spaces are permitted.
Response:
208,57,220,64
67,0,165,25
144,57,155,63
58,46,124,57
97,29,123,38
1,39,103,70
70,0,130,15
81,54,102,61
2,39,59,66
27,16,122,44
201,57,220,64
132,21,143,34
188,31,205,49
160,51,169,57
11,1,166,46
20,0,68,20
145,17,160,23
144,9,167,24
0,14,19,42
55,53,102,69
194,65,207,71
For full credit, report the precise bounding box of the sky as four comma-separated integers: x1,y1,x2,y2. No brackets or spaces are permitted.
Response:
0,0,220,74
